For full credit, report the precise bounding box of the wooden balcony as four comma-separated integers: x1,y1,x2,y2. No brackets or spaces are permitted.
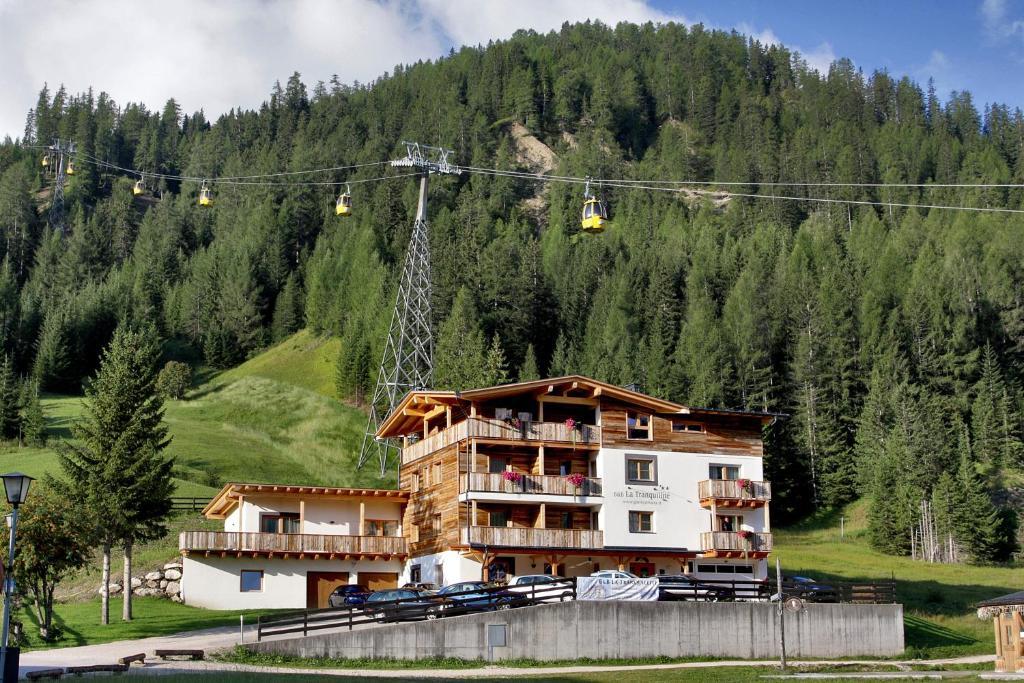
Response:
179,531,407,559
699,531,773,557
461,472,603,497
402,418,601,464
461,525,604,550
698,479,771,508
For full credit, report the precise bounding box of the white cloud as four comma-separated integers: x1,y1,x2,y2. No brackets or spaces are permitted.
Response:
737,21,834,74
981,0,1024,41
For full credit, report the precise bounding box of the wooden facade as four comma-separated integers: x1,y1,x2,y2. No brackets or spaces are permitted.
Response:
378,376,775,563
179,531,407,559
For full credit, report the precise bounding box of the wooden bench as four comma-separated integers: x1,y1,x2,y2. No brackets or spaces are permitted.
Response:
154,649,204,660
117,653,146,666
26,669,64,681
65,663,129,675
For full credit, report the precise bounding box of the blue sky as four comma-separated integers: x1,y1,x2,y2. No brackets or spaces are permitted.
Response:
1,0,1022,140
647,0,1024,111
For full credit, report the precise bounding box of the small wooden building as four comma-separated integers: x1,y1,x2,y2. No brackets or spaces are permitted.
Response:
978,591,1024,672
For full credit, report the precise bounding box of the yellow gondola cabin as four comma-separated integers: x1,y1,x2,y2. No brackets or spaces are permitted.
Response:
336,193,352,217
580,197,608,234
199,181,213,207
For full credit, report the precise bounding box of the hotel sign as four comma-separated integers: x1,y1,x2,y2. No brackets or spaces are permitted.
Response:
611,487,671,504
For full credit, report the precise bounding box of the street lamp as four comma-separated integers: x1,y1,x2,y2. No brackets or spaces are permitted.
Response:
0,472,33,683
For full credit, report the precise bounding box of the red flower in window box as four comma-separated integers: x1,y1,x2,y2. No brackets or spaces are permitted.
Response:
565,418,577,430
736,478,752,494
502,470,522,483
737,530,752,540
565,472,586,489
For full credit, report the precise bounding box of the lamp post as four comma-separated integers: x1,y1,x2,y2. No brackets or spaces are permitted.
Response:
0,472,33,683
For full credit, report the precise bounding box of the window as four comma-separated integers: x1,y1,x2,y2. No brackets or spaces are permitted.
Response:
365,519,400,537
709,464,740,481
420,466,429,487
433,462,442,483
240,570,263,592
627,412,651,439
591,511,600,530
629,511,654,533
490,510,509,527
716,514,743,532
560,511,573,529
672,420,705,433
489,556,515,581
559,460,572,476
410,564,422,583
626,456,657,484
432,513,442,536
489,457,510,474
260,513,300,534
695,563,754,575
410,472,420,492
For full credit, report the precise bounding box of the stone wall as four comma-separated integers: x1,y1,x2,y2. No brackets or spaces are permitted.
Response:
97,561,183,601
249,601,905,661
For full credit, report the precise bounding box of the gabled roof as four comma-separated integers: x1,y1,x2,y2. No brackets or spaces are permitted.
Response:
376,375,780,438
203,482,408,519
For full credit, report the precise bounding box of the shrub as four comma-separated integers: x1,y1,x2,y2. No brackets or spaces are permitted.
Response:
156,361,192,399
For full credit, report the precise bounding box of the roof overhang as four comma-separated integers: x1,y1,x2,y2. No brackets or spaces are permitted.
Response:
203,482,408,519
375,391,461,438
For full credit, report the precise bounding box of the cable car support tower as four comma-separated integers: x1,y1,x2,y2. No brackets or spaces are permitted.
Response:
44,139,75,235
358,142,462,475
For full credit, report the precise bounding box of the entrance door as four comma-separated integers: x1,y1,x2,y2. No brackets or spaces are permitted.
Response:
360,572,399,592
306,572,349,609
630,562,656,578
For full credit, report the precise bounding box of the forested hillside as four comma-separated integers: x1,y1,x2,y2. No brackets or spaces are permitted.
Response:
0,20,1022,559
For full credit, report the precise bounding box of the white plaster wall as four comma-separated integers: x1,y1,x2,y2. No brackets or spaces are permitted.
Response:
399,551,483,587
597,448,767,551
224,508,240,532
181,556,403,610
232,496,402,535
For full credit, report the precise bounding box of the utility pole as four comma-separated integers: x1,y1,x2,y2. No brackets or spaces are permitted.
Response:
44,139,75,236
357,142,462,475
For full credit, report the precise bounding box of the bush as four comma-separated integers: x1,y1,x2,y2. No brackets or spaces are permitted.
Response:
156,361,192,399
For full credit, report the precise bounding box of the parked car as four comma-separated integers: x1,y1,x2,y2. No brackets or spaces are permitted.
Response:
589,570,639,579
327,584,371,607
785,576,838,603
364,588,444,622
506,575,574,605
437,581,514,615
401,582,440,593
657,575,735,602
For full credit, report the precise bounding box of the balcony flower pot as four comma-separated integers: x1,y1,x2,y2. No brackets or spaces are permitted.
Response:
736,478,752,496
565,472,586,494
502,470,523,492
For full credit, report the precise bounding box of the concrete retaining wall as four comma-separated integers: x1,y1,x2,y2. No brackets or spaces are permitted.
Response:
249,601,904,661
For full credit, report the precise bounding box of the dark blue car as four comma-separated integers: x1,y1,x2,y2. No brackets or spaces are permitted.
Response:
437,581,513,615
328,584,371,607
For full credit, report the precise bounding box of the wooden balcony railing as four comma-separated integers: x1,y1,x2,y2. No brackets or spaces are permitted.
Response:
461,472,603,497
698,479,772,504
699,531,773,553
179,531,407,556
461,525,604,549
402,418,601,464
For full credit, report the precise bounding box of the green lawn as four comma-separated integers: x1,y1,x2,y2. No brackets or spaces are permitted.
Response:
16,597,272,651
773,499,1014,658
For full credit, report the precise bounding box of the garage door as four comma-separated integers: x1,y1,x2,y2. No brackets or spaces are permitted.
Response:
360,572,399,592
306,572,349,609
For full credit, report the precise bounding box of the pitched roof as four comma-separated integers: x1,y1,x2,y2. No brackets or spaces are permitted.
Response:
376,374,780,438
977,590,1024,608
203,482,407,518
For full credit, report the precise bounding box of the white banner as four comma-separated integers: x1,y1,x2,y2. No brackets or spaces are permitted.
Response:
576,577,659,601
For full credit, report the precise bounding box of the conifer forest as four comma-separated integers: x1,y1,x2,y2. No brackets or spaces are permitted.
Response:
1,21,1022,563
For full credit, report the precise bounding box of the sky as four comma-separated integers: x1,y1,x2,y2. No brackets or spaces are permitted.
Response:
1,0,1023,140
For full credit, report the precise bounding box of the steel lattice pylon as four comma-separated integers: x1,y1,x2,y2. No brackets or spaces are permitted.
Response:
358,143,461,475
46,139,75,236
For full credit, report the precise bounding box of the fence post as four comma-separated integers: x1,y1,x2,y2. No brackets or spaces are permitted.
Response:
349,607,353,631
256,615,262,642
303,611,308,637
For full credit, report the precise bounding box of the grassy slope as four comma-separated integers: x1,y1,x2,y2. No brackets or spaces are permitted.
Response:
774,499,1013,658
0,329,391,491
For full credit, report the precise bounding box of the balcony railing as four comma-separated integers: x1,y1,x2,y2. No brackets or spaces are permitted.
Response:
461,525,604,550
402,418,601,464
698,479,772,504
461,472,603,497
699,531,773,553
179,531,407,556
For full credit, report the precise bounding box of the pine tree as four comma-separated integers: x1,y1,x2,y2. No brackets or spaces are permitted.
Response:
19,379,46,446
972,344,1021,477
519,343,540,381
271,273,303,342
0,355,19,439
434,288,487,391
953,447,1002,563
54,325,172,624
482,335,510,386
